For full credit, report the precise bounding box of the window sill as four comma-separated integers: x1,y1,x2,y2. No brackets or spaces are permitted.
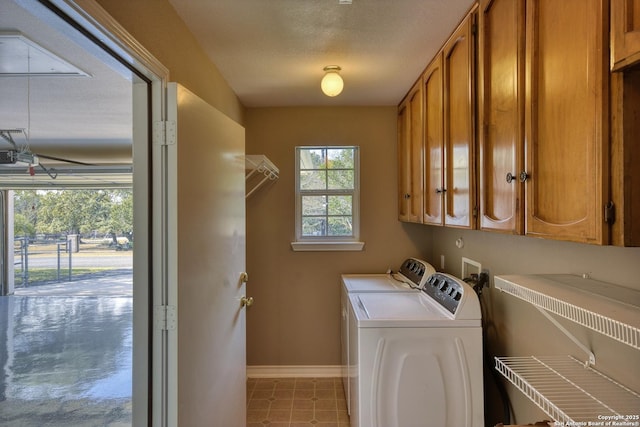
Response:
290,241,365,252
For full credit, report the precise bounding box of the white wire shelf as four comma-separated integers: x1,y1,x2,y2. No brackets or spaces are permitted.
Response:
494,274,640,350
245,154,279,198
495,356,640,424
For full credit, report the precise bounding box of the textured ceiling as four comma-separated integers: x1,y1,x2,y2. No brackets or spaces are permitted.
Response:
168,0,475,107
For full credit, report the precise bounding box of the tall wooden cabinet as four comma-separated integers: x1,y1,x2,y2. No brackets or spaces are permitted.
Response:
422,56,444,225
397,80,423,223
478,0,609,244
400,7,476,229
611,0,640,70
524,0,609,244
442,12,476,229
477,0,525,234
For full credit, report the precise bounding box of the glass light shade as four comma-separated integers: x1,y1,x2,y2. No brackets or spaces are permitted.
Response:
321,71,344,97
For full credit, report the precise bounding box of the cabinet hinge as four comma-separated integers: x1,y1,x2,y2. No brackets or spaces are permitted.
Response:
472,206,478,217
604,201,615,225
154,305,177,331
471,22,478,35
153,120,177,146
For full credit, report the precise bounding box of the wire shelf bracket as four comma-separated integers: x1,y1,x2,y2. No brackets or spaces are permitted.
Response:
245,154,279,198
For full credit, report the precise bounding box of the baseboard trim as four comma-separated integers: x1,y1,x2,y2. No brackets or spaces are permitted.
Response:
247,365,342,378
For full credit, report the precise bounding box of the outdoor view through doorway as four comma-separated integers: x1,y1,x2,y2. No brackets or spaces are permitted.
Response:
0,188,134,426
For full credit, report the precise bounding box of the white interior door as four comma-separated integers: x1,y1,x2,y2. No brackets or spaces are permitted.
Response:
165,83,247,426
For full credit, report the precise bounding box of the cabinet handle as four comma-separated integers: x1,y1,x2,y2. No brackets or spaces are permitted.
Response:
506,172,517,183
519,171,530,183
436,188,447,194
240,296,254,307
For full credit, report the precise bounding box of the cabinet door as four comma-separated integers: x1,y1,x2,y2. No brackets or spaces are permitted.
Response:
423,55,444,225
397,101,411,222
525,0,609,244
397,82,424,223
478,0,525,233
443,12,476,228
612,0,640,70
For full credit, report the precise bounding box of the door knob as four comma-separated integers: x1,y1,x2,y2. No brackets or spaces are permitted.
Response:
240,296,254,307
240,272,249,283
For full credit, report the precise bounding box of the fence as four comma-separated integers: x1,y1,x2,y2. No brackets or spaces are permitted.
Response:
13,237,131,288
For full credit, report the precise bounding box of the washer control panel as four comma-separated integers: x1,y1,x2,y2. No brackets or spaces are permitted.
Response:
423,273,465,315
398,258,436,289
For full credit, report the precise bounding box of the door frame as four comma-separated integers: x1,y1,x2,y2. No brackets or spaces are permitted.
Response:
43,1,173,425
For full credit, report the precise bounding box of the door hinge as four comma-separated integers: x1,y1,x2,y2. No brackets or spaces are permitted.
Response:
154,305,177,331
604,201,615,225
153,120,177,146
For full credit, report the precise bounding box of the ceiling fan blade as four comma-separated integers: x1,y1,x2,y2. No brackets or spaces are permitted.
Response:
35,153,95,166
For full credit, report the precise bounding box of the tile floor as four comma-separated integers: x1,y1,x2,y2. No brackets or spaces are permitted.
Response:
246,377,350,427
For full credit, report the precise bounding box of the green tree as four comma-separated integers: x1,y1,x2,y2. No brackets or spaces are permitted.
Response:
14,213,36,237
13,190,40,234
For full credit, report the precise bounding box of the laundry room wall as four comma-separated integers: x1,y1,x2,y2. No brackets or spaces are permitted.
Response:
94,0,245,124
426,227,640,425
244,106,431,368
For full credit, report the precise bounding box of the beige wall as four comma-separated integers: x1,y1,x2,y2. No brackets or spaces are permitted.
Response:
245,107,431,366
95,0,245,124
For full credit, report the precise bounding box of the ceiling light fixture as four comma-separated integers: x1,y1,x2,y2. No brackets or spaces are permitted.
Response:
321,65,344,97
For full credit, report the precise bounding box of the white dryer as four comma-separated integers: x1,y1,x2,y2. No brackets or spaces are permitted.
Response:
348,272,484,427
341,258,436,411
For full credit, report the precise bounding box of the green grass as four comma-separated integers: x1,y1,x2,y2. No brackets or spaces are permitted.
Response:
14,267,114,284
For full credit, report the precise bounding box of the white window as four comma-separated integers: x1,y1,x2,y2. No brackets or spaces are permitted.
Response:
292,146,364,251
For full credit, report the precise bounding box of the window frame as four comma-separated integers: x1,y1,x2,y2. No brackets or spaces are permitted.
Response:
292,145,364,252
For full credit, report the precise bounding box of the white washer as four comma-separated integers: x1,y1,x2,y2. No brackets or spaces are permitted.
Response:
347,273,484,427
341,258,436,411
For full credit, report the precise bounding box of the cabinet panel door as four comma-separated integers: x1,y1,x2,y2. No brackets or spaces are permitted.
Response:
408,84,424,223
478,0,525,233
423,56,444,225
525,0,608,243
443,13,476,228
397,82,423,223
397,102,410,221
612,0,640,70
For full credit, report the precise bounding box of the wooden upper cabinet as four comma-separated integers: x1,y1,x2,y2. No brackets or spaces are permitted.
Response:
397,101,410,221
478,0,525,234
612,0,640,70
397,81,423,223
422,55,444,226
443,10,476,229
524,0,609,244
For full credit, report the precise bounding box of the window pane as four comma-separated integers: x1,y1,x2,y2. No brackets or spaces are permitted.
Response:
302,196,327,216
299,148,326,170
300,170,327,190
302,217,326,236
327,148,354,169
327,170,354,190
328,217,353,236
328,195,352,216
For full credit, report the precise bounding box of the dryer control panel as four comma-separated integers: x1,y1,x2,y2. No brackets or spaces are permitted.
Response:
398,258,436,289
423,273,465,315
